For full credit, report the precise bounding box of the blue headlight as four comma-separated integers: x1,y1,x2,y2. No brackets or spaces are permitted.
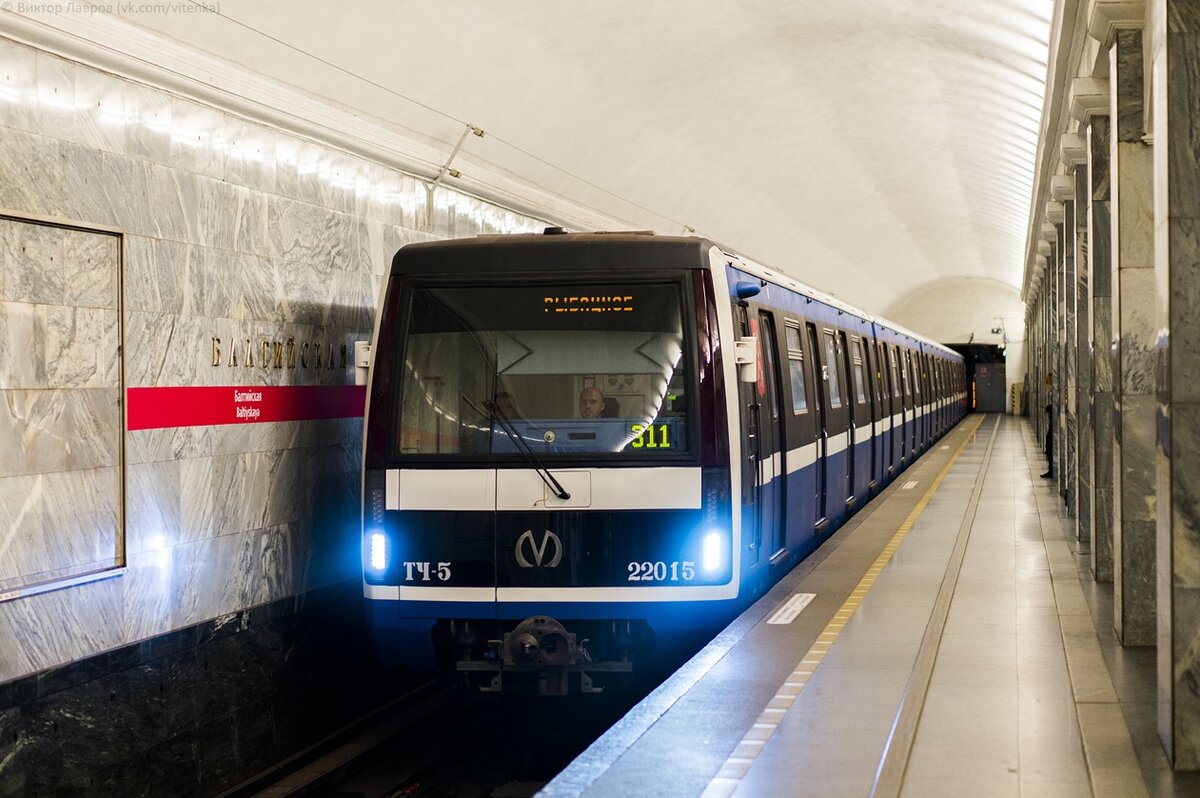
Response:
368,531,388,572
703,530,724,573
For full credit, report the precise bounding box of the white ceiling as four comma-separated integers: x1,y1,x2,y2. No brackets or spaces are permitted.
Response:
109,0,1051,342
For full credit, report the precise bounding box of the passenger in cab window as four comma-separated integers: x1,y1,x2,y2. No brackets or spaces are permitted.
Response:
579,387,605,419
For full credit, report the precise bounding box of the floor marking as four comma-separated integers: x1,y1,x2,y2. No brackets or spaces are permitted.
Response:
766,592,816,624
700,415,987,798
901,480,918,490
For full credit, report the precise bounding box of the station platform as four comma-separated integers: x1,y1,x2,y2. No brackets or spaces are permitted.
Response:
542,414,1200,797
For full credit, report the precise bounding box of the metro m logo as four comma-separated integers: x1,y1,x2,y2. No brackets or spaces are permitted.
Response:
515,529,563,568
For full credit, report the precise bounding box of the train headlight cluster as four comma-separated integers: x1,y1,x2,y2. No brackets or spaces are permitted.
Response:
368,531,388,573
702,530,724,573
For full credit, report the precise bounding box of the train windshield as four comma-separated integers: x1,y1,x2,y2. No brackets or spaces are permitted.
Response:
396,281,692,458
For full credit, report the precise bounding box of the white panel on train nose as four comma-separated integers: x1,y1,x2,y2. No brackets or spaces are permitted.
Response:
497,467,701,511
543,471,592,508
497,470,592,508
392,469,496,511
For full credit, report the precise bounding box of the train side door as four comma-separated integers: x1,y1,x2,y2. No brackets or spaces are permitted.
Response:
837,331,856,505
784,321,815,541
757,312,787,558
819,329,849,510
877,340,894,478
889,345,907,465
806,323,828,528
850,336,876,491
735,304,762,562
902,349,917,456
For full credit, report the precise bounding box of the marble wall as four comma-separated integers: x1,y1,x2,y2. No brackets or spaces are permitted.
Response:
1153,0,1200,768
0,33,547,793
1088,116,1114,582
1109,28,1157,650
1074,166,1092,550
0,218,122,596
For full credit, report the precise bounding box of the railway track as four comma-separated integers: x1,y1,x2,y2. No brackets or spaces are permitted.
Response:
222,680,651,798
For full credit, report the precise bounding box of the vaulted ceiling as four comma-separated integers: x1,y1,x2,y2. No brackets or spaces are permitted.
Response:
100,0,1052,343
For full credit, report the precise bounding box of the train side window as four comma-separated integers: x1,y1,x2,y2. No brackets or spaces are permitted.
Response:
785,321,808,414
849,338,867,404
875,341,886,406
822,330,842,407
759,312,781,423
888,346,901,397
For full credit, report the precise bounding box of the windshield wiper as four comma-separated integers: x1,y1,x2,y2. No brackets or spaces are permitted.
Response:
482,399,571,501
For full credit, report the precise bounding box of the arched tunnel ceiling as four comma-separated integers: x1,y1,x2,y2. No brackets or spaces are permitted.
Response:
101,0,1051,342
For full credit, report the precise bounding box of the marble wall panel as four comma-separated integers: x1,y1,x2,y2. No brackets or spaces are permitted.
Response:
11,307,46,385
230,251,284,322
0,569,124,680
34,51,76,146
1121,394,1159,524
233,185,269,257
122,235,197,316
266,195,359,270
207,419,302,460
124,459,182,554
366,219,411,275
123,310,211,387
168,96,225,181
74,67,129,157
0,126,66,218
277,258,337,327
1095,295,1114,392
60,144,145,233
1119,268,1160,394
0,389,118,478
41,306,118,389
330,271,380,331
0,469,120,588
274,134,322,210
123,79,172,166
1,218,64,305
223,115,278,196
125,424,213,466
1168,220,1200,404
365,164,408,227
1114,30,1146,142
0,37,36,134
61,227,119,310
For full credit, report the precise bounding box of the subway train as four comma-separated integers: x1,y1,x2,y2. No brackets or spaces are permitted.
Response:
360,231,968,693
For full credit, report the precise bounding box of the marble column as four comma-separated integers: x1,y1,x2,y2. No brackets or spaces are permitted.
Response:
1057,197,1077,511
1152,0,1200,769
1074,163,1092,551
1089,116,1114,581
1110,28,1156,648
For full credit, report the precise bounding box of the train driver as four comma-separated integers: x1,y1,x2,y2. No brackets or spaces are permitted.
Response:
578,386,605,419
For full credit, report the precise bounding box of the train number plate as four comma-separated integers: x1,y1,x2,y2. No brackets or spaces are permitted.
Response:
626,561,696,582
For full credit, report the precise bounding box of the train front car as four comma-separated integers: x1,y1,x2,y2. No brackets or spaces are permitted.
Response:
362,234,740,694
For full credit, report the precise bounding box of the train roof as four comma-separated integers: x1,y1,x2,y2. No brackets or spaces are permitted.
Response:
713,246,959,360
392,232,959,360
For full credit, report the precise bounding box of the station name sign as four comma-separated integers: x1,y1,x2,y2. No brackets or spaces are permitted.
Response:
124,334,365,430
211,336,349,370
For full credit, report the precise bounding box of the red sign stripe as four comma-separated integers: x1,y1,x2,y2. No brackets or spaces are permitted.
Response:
127,385,366,431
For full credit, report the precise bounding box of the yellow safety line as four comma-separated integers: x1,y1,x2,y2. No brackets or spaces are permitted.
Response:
701,414,987,798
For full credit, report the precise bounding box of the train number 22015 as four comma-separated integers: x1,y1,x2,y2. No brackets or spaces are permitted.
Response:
627,560,695,582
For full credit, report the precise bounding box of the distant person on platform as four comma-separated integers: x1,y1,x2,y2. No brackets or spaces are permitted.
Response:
579,387,605,419
1041,392,1054,479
